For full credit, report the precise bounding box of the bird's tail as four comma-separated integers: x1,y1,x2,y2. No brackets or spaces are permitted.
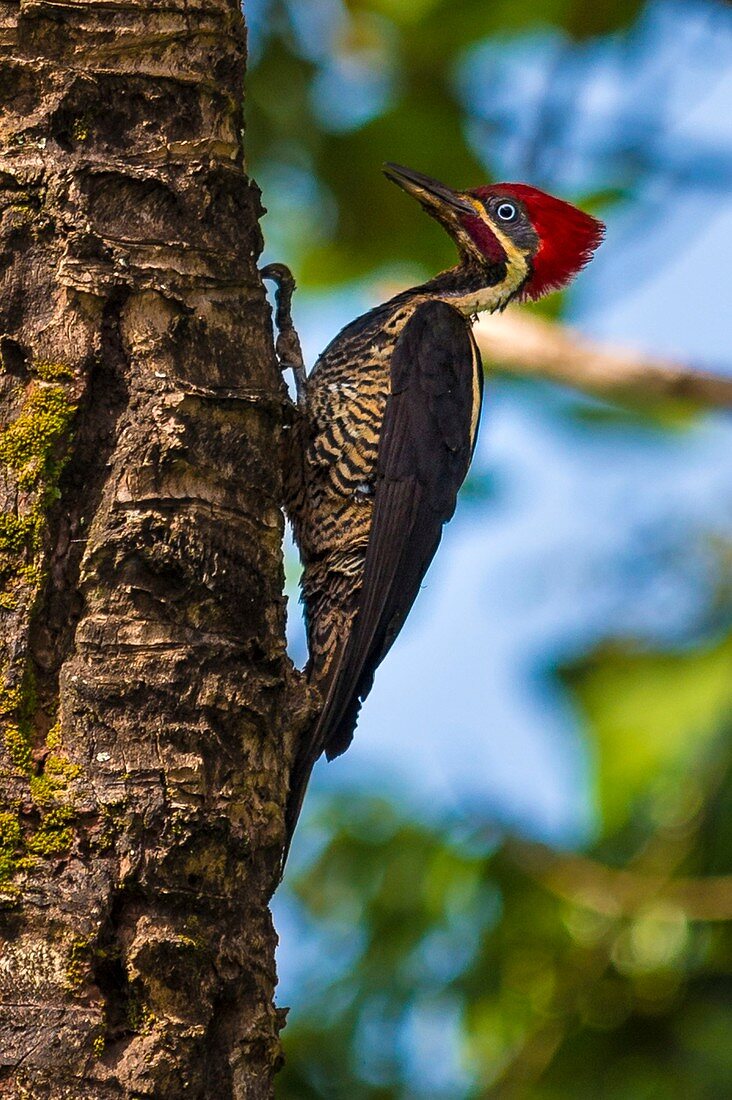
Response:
279,636,367,877
280,732,320,876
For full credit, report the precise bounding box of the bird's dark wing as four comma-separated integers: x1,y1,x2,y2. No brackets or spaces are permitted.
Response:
284,299,482,856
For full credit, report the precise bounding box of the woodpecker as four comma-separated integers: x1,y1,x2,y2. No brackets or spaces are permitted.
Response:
267,163,604,863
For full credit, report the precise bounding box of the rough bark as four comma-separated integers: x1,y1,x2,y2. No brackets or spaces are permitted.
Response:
0,0,305,1095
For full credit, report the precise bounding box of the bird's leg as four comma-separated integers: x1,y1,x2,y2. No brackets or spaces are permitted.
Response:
261,263,307,408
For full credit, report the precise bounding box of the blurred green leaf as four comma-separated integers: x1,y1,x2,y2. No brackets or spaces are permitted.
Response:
563,635,732,834
279,726,732,1098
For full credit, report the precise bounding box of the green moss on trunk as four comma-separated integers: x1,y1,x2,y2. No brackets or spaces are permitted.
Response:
0,377,78,610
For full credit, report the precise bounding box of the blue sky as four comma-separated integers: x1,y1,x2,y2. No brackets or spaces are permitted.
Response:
266,0,732,1008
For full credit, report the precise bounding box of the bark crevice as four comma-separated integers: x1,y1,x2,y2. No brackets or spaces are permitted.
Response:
0,0,302,1095
30,288,131,715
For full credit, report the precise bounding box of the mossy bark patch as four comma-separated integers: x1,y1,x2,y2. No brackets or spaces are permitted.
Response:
0,380,79,611
0,382,77,488
0,716,81,882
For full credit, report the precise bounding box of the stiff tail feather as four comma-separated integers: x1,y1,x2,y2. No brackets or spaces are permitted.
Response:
280,637,368,877
280,735,320,878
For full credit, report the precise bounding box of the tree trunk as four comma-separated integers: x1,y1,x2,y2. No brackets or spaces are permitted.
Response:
0,0,304,1095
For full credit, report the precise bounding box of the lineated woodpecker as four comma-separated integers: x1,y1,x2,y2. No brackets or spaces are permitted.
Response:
264,163,604,866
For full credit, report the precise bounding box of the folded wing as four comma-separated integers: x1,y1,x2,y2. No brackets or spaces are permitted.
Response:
284,299,483,852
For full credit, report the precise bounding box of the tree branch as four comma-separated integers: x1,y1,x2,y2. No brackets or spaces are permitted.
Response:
476,309,732,409
508,838,732,922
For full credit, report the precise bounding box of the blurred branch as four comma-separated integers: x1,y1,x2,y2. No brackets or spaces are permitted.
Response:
509,838,732,921
476,309,732,409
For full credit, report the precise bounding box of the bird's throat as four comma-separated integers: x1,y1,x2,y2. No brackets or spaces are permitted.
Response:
423,255,529,317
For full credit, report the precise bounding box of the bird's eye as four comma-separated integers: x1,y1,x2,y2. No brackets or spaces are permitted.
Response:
496,201,518,222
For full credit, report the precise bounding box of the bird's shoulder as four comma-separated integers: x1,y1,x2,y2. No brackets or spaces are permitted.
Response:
309,291,426,386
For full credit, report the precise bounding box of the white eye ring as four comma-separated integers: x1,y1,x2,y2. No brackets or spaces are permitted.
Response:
496,201,517,221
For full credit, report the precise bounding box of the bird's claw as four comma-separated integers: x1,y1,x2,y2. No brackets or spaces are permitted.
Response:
261,263,307,408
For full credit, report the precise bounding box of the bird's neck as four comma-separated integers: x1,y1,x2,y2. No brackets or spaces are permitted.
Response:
416,260,526,316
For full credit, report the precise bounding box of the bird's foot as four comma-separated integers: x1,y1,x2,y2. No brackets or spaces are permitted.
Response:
261,263,307,408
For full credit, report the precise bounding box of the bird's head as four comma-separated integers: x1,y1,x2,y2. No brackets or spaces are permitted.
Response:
383,162,604,310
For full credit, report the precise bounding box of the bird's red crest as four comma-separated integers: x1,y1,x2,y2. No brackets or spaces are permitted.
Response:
473,183,605,300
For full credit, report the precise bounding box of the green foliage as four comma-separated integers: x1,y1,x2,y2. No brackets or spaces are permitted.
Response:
66,935,94,989
0,811,22,883
33,358,75,384
564,636,732,833
279,632,732,1098
0,513,41,555
3,724,32,774
26,805,75,857
0,359,80,879
0,713,80,879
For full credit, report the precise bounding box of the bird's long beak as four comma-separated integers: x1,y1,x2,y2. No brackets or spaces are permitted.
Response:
383,163,475,216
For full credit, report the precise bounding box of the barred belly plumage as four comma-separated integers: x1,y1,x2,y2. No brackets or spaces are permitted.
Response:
286,296,420,683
